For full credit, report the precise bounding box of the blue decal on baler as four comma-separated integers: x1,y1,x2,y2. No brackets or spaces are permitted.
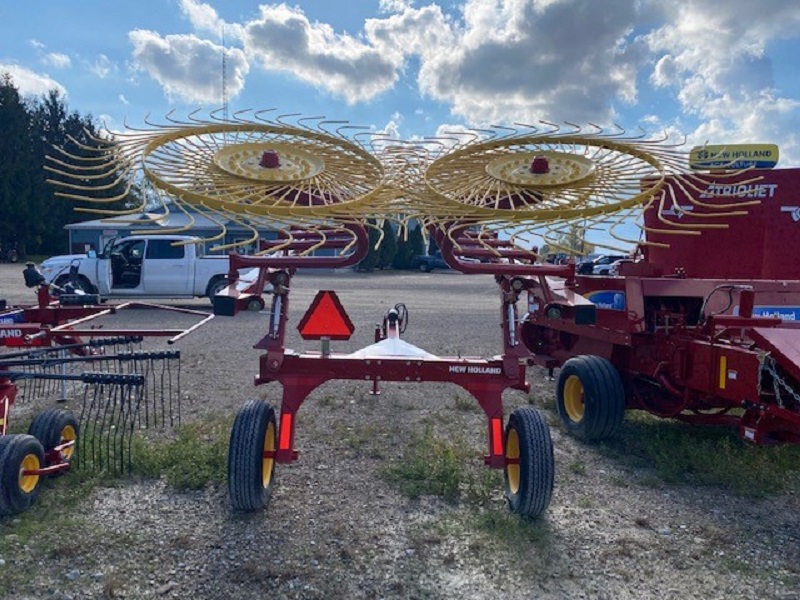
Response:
751,306,800,322
586,290,626,311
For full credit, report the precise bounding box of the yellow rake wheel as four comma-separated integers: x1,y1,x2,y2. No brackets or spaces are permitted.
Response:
228,399,278,511
0,434,46,516
503,406,554,519
28,408,80,470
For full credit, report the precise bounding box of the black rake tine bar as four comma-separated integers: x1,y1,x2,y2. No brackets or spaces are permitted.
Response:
0,336,145,360
0,350,179,370
1,371,146,386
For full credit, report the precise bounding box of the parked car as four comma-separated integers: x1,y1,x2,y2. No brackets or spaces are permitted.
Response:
608,258,635,276
577,254,628,275
411,252,450,272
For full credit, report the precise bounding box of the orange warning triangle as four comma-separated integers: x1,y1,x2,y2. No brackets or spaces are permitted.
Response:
298,290,355,340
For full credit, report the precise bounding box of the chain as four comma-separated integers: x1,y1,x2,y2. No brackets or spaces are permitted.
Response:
761,354,800,408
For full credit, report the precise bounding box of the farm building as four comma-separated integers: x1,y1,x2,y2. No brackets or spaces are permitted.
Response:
64,207,280,256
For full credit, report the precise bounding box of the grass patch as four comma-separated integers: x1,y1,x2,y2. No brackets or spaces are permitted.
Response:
473,507,551,549
381,425,467,502
130,419,229,490
599,411,800,496
453,393,480,412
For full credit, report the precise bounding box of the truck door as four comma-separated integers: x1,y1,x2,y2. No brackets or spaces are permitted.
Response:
142,239,192,295
96,238,116,295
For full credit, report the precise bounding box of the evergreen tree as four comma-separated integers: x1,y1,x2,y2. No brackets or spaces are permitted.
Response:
357,219,380,272
0,74,127,257
377,218,397,269
0,73,38,258
393,223,424,269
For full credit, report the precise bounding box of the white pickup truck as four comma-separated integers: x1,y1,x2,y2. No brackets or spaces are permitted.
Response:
37,235,252,306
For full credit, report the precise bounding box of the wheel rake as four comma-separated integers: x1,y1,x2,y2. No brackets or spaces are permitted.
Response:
9,335,145,404
1,341,183,476
45,111,794,522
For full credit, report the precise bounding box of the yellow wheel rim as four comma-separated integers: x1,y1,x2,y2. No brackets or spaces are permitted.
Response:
563,375,585,423
61,424,77,460
19,454,40,493
262,422,276,488
505,427,520,495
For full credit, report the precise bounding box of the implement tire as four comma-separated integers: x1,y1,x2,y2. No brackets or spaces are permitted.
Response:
504,406,554,519
556,355,625,441
228,400,277,511
0,434,46,516
28,408,79,474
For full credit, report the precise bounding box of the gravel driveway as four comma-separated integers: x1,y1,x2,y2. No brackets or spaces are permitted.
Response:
0,262,798,600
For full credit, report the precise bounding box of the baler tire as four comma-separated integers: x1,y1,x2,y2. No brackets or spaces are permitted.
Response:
28,408,79,474
0,434,46,516
556,355,625,441
228,400,277,511
503,406,554,519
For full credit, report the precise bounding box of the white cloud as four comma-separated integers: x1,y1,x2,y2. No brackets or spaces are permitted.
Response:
119,94,130,105
644,0,800,165
0,63,66,97
379,0,415,13
129,29,249,104
416,0,647,125
29,39,46,50
43,52,71,69
91,54,116,78
244,4,400,104
178,0,245,41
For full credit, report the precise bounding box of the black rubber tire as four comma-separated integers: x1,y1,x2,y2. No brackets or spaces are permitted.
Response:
0,436,14,515
556,355,626,441
206,276,229,305
418,263,431,273
228,400,277,511
503,406,554,519
28,408,79,473
0,434,46,516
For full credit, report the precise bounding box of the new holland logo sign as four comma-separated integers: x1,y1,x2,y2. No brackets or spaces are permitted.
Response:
689,144,779,170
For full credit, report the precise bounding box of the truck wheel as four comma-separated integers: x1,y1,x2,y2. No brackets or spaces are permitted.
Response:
0,434,46,516
55,274,93,293
419,263,431,273
28,409,79,473
206,276,229,304
504,406,554,519
556,355,625,441
228,400,277,511
246,296,265,312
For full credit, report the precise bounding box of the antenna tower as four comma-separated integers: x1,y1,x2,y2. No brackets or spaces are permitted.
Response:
221,25,228,123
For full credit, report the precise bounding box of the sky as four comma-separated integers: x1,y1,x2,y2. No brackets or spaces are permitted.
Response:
1,0,799,168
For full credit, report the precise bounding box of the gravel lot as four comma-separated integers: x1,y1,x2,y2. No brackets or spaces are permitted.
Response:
1,262,799,600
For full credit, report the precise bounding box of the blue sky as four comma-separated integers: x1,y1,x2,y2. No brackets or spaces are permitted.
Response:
2,0,799,169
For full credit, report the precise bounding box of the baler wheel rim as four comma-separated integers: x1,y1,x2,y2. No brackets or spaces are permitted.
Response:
563,375,585,423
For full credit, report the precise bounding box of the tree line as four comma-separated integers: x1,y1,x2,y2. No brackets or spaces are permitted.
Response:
0,74,125,259
357,218,427,271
